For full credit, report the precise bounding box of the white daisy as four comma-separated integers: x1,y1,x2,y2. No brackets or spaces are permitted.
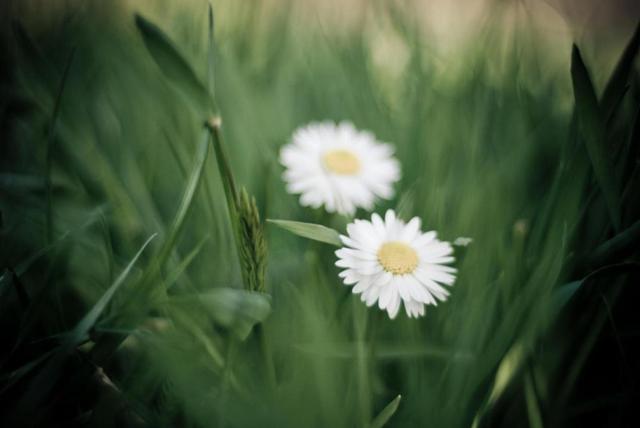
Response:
335,210,457,319
280,121,400,216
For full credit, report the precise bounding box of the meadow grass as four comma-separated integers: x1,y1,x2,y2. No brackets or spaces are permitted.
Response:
1,1,639,427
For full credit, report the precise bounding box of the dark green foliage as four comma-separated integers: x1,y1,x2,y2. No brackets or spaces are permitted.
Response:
0,2,638,428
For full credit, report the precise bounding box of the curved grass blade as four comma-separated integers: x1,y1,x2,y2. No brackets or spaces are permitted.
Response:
11,210,106,351
554,262,640,312
13,206,104,277
587,218,640,267
165,234,210,291
557,262,640,402
12,234,156,419
267,219,342,246
156,131,210,270
68,233,157,347
571,45,622,231
90,133,211,364
370,394,402,428
135,14,213,114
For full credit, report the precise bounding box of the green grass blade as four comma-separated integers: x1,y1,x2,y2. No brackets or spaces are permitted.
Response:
587,219,640,267
524,370,544,428
553,281,582,309
67,233,156,347
555,262,640,311
601,22,640,119
89,132,210,364
11,204,105,275
135,14,212,114
206,119,239,211
45,48,75,244
370,394,402,428
12,234,155,418
156,131,210,270
0,350,54,394
207,2,216,94
165,234,210,291
571,45,622,231
267,219,342,246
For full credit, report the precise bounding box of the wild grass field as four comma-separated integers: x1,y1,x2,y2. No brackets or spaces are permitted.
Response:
1,1,639,427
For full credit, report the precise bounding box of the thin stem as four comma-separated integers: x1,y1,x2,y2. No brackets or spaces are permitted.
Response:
352,297,371,427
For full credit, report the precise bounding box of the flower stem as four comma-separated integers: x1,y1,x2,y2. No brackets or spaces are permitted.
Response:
352,297,371,427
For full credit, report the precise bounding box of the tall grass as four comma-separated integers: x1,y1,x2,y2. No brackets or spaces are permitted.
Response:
1,1,638,427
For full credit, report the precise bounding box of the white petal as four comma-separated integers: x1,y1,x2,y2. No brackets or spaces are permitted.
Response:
387,292,401,319
352,277,373,294
399,217,421,241
280,121,400,214
407,274,434,304
396,276,413,302
378,284,395,309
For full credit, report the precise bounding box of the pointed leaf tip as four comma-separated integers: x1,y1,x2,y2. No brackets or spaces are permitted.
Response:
570,44,622,231
267,219,342,246
370,394,402,428
135,13,213,114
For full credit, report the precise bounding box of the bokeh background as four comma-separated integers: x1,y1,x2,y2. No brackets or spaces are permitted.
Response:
1,1,639,427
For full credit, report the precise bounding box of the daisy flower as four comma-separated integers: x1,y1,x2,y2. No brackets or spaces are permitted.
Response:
280,121,400,216
335,210,457,319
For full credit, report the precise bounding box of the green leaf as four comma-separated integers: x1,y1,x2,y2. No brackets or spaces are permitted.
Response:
571,45,622,231
524,370,544,428
554,281,581,309
13,235,155,417
554,262,640,310
267,219,342,246
45,48,75,244
207,2,216,93
67,233,157,347
135,14,213,114
155,131,210,272
90,132,210,365
601,22,640,119
587,218,640,267
168,288,271,340
207,119,239,212
0,350,54,394
165,234,210,291
370,395,402,428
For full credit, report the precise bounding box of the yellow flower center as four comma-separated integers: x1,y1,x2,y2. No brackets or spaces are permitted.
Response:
377,241,418,275
322,149,361,175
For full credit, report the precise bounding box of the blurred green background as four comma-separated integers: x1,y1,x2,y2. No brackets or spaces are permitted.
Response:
1,0,639,427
